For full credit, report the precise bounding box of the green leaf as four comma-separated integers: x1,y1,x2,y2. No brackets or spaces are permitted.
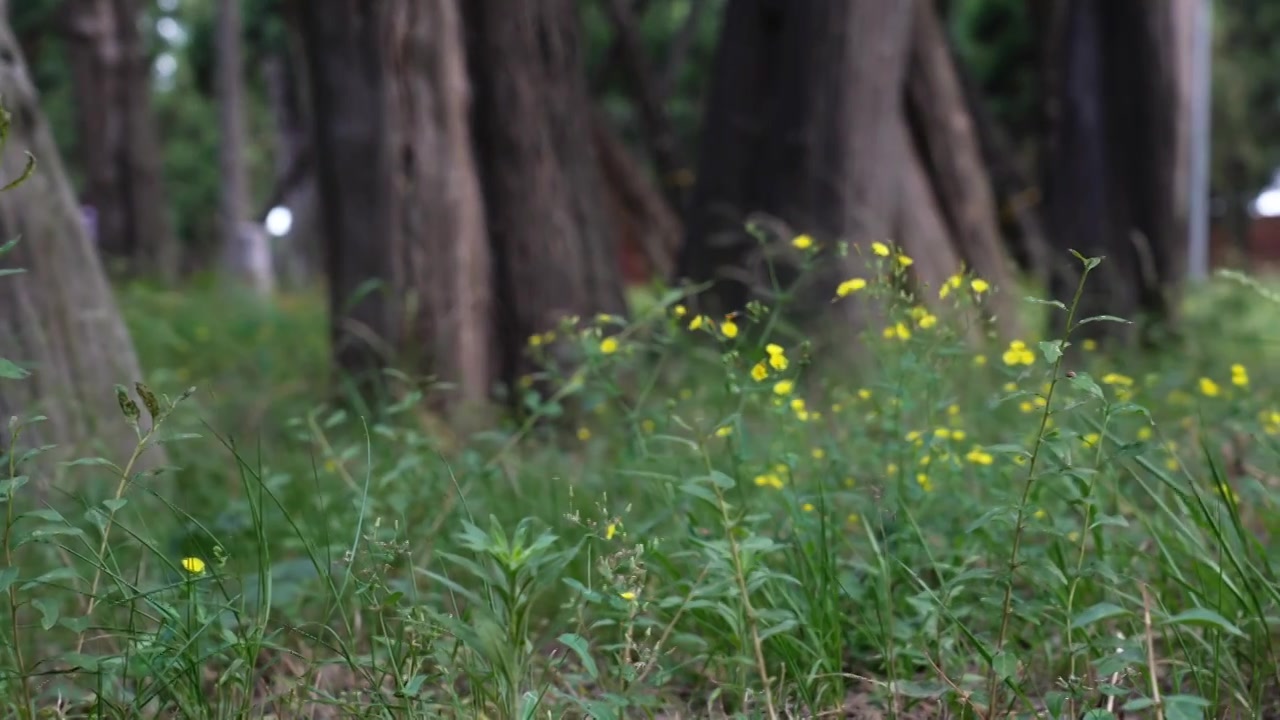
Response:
1070,602,1130,629
1076,314,1131,328
0,567,17,594
0,358,29,379
557,633,599,680
102,498,127,512
991,650,1019,680
31,597,58,630
1081,710,1117,719
1024,296,1068,311
1068,373,1105,401
1162,608,1245,637
1069,249,1103,270
1038,340,1064,363
19,566,79,590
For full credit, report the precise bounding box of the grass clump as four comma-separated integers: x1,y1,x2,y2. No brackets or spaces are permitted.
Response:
3,238,1280,719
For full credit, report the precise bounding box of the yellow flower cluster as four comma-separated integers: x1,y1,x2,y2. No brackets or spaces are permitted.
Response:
1231,363,1248,388
1002,340,1035,366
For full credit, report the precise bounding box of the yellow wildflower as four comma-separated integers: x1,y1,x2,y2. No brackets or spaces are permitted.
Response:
620,591,637,601
1082,432,1100,447
939,274,963,299
689,315,705,330
917,312,937,329
897,254,914,268
773,380,794,396
917,473,934,492
600,337,619,354
971,278,990,294
802,502,816,512
606,523,619,540
792,234,814,250
836,277,868,297
641,419,655,434
1231,363,1249,387
883,322,911,341
965,447,994,465
673,304,688,318
871,241,891,257
181,557,206,575
974,354,988,366
857,388,872,400
1198,377,1220,398
1082,338,1098,351
715,426,733,438
721,319,739,338
811,447,825,460
1002,340,1035,366
751,362,769,381
577,427,591,441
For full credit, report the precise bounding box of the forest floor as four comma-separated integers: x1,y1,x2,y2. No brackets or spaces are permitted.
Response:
5,253,1280,718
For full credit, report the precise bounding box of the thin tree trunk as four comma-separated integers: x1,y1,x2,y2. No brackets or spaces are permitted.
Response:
62,0,178,281
464,0,626,383
0,8,164,474
298,0,494,410
217,0,272,294
905,0,1019,337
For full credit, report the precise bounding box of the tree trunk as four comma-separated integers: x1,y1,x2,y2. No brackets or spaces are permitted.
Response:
217,0,272,294
464,0,626,382
298,0,494,409
678,0,915,326
905,0,1019,336
0,7,164,473
1043,0,1189,344
62,0,178,281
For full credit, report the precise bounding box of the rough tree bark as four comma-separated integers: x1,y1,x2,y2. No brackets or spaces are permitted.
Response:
298,0,493,409
62,0,178,281
217,0,272,294
0,7,163,471
1042,0,1189,344
464,0,626,381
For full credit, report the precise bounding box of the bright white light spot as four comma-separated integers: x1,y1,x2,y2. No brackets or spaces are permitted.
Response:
157,0,179,11
266,206,294,237
1253,188,1280,218
156,17,188,46
154,52,178,78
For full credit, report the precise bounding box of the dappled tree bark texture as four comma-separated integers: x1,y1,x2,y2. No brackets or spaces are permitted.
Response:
0,8,164,471
1043,0,1189,343
298,0,493,408
464,0,626,380
62,0,178,280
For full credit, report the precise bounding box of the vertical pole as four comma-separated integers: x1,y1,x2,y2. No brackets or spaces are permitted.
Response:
1188,0,1213,280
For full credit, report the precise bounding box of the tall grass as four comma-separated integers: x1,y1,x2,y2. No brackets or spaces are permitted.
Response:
3,236,1280,719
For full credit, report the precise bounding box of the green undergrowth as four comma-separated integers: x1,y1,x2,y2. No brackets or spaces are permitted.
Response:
5,243,1280,719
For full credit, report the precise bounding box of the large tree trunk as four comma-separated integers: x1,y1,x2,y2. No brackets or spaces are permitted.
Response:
298,0,494,409
1043,0,1189,344
464,0,626,382
904,0,1019,336
217,0,273,294
678,0,915,325
0,8,163,472
62,0,178,281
